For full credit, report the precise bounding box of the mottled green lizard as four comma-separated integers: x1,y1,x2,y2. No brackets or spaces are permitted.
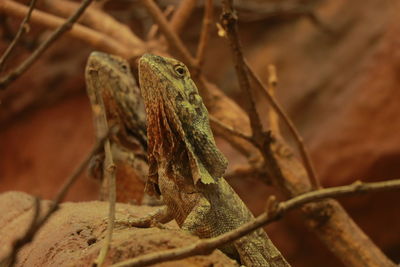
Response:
135,54,290,267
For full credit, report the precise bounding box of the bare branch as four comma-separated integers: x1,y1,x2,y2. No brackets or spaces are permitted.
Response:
1,197,41,266
43,0,145,49
140,0,197,69
94,138,116,267
0,0,38,72
147,5,175,41
0,0,131,58
209,115,254,145
111,179,400,267
267,64,280,135
220,0,264,141
245,61,320,189
0,0,94,90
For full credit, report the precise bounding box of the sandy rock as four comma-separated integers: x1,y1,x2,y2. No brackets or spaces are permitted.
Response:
0,191,238,267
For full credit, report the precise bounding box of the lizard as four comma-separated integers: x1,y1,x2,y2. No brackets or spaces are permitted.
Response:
85,51,149,203
135,53,290,267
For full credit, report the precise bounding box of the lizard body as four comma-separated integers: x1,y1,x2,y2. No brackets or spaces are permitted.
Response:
85,52,148,203
138,54,290,267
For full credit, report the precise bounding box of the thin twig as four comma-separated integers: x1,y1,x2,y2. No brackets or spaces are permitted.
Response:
111,179,400,267
195,0,213,68
0,0,131,58
140,0,197,69
2,197,41,266
0,0,94,90
245,61,320,189
43,0,145,49
267,64,280,135
93,140,116,267
147,5,175,41
220,0,264,142
93,85,117,267
0,0,37,72
225,164,268,183
209,115,254,145
0,135,107,266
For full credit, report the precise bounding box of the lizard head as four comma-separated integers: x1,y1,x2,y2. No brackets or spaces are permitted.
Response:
139,54,228,186
87,51,132,79
85,51,147,150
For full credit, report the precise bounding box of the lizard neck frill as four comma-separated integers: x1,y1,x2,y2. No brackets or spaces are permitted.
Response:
139,54,226,186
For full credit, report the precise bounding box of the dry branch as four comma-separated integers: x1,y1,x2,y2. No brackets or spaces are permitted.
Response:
221,0,264,142
0,0,131,62
0,0,38,71
0,0,95,90
1,197,40,266
111,179,400,267
219,1,395,266
43,0,145,49
140,0,197,68
246,62,320,189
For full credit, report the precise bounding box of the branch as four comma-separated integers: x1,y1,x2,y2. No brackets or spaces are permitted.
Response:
0,0,38,72
0,0,131,58
140,0,197,69
94,138,116,267
111,179,400,267
1,197,41,266
209,115,254,145
0,0,96,90
43,0,145,49
267,64,280,135
245,61,320,189
220,0,264,142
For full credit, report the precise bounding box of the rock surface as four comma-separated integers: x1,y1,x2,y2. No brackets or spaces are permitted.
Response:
0,191,238,267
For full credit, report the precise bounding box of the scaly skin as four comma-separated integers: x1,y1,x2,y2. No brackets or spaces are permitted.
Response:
85,52,148,202
138,54,290,267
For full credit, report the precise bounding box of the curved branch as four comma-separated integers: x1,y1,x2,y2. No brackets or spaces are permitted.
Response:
111,179,400,267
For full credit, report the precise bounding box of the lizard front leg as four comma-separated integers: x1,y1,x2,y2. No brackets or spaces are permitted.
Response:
180,197,241,262
180,197,211,233
116,205,174,228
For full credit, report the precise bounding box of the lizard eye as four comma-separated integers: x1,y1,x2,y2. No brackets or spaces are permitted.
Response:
174,65,186,77
120,63,128,73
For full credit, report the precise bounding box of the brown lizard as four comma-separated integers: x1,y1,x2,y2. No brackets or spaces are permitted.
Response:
85,51,149,203
136,53,290,266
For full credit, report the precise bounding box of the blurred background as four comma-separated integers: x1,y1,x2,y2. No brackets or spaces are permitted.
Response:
1,0,399,266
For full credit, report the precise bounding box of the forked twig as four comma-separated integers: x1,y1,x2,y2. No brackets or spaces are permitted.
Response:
0,0,94,90
0,0,38,72
246,61,320,189
219,0,320,189
140,0,197,69
220,0,264,142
